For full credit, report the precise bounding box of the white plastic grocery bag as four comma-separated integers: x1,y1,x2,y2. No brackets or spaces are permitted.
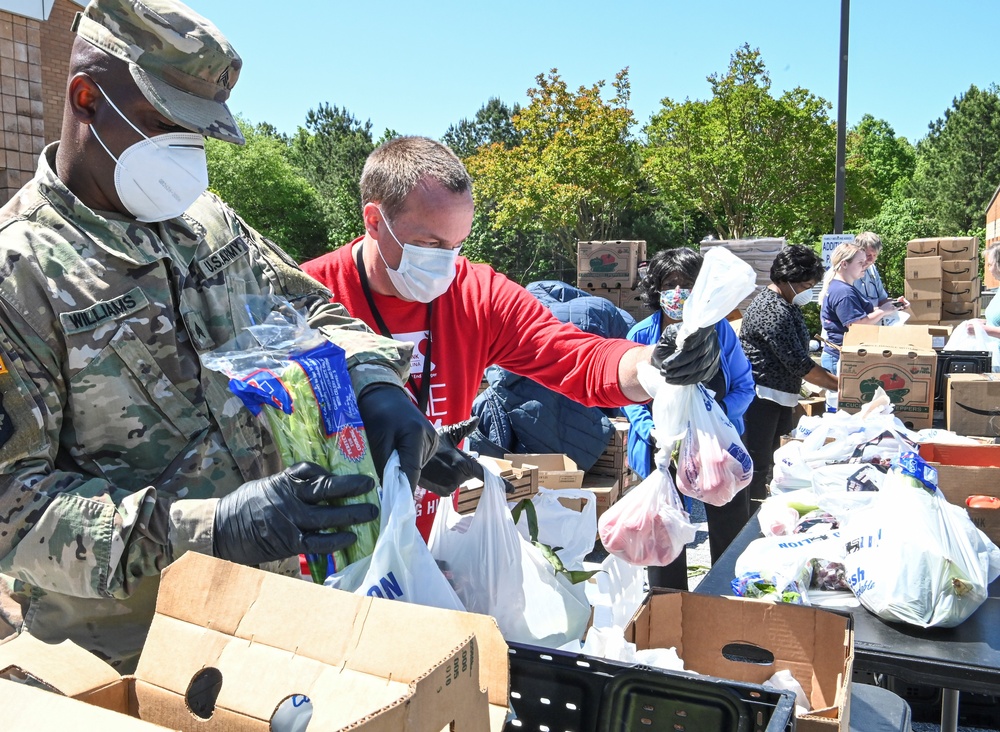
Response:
598,465,696,566
943,319,1000,371
841,452,1000,628
325,452,465,612
673,383,752,506
514,488,597,570
652,247,758,444
428,461,591,648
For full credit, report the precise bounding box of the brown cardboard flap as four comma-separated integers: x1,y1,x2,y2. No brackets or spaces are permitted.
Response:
842,324,942,351
2,679,175,731
0,632,122,698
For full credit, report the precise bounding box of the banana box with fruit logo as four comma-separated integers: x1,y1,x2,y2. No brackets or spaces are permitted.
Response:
838,325,946,430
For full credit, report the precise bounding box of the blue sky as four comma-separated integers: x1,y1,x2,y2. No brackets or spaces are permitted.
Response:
193,0,996,146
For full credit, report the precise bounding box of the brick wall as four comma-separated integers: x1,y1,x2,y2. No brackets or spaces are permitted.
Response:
39,0,78,147
0,10,44,203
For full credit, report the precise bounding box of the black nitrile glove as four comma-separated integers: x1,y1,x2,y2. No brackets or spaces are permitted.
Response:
652,323,721,386
213,462,378,566
357,382,438,492
420,417,517,496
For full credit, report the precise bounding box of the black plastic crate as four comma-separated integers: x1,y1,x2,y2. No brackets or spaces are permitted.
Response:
933,350,992,408
504,642,797,732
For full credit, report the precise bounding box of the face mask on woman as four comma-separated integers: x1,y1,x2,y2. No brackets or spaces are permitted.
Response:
659,287,691,319
89,83,208,223
788,283,814,307
377,208,460,303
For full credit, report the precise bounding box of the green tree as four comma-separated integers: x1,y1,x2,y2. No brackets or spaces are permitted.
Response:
911,84,1000,234
466,68,645,269
287,104,375,247
844,115,916,228
854,196,937,297
206,118,330,262
643,45,836,242
443,98,522,159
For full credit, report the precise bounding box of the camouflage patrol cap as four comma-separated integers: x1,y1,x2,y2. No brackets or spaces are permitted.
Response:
73,0,245,144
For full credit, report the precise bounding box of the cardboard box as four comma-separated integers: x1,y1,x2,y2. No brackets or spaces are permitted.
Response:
919,443,1000,544
0,553,510,731
942,278,980,303
580,471,627,518
589,419,630,478
904,255,942,280
506,453,584,489
1,678,176,731
904,278,943,301
937,236,979,261
838,325,939,430
906,238,939,257
625,590,853,732
945,373,1000,438
577,240,646,289
941,258,976,283
906,297,941,323
942,300,980,319
458,457,537,514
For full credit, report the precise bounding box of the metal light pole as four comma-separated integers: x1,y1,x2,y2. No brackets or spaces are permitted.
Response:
833,0,850,234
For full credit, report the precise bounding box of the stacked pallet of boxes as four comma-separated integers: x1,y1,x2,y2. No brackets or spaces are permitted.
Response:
698,238,785,314
583,417,637,520
576,240,647,321
905,237,980,324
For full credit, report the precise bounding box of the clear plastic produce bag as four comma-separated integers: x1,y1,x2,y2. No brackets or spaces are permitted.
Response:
428,461,591,648
672,383,752,506
841,452,1000,628
598,463,696,566
325,452,465,612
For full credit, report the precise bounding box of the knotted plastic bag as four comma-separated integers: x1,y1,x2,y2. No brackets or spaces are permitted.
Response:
598,464,696,566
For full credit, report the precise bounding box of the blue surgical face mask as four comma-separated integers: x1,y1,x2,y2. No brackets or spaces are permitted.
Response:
659,288,691,319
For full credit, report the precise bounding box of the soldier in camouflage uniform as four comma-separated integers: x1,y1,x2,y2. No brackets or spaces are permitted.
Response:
0,0,440,671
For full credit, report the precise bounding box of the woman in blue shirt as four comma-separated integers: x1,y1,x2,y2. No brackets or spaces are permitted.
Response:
622,248,754,588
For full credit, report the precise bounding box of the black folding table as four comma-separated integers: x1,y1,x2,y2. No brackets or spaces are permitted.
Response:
694,511,1000,732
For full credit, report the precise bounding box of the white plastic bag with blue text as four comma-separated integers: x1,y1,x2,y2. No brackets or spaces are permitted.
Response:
325,452,465,611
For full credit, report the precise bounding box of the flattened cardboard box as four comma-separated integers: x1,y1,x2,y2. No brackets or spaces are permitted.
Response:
625,590,853,732
0,553,511,732
838,325,939,430
919,443,1000,545
945,373,1000,438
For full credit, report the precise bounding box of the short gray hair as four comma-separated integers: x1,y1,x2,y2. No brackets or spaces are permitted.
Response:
986,242,1000,278
361,136,472,220
854,231,882,252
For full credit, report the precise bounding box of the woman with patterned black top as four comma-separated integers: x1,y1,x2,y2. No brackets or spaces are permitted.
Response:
738,245,839,506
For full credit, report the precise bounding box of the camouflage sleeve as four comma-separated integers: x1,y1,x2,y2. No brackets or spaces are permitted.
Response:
0,312,190,600
224,204,413,395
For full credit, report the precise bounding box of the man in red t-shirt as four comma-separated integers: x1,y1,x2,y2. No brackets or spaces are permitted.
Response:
303,136,720,539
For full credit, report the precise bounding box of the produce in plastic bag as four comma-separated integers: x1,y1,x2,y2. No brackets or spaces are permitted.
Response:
650,247,758,444
841,452,1000,628
201,300,380,581
324,452,464,611
428,461,591,647
513,487,597,571
674,384,752,506
598,466,696,566
732,571,808,604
